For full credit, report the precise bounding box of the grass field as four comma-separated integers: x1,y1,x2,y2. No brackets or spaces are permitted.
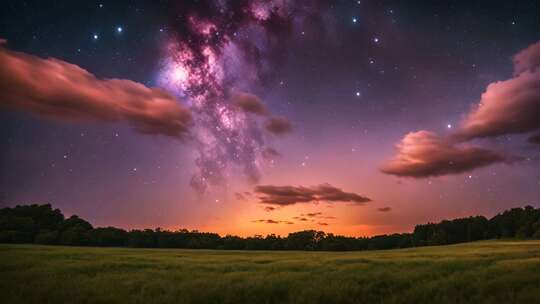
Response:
1,241,540,304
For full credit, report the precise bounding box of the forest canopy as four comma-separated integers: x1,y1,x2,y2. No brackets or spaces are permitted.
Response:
1,204,540,251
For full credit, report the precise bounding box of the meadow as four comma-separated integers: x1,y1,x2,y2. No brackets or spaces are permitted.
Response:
1,240,540,304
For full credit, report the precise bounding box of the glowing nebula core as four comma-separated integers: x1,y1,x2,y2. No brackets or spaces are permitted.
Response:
156,1,323,193
159,37,265,193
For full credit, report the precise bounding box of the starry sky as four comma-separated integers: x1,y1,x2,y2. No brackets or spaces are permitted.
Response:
1,0,539,237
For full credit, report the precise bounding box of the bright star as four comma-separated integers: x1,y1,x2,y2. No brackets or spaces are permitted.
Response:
447,124,452,129
373,37,380,43
92,34,99,40
355,91,361,97
117,26,123,33
352,17,358,23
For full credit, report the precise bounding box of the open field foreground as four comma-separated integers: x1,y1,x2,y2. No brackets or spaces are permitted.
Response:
1,241,540,304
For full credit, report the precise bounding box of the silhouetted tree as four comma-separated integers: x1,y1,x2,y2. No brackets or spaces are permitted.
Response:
89,227,128,247
1,204,540,251
35,230,59,245
127,229,156,247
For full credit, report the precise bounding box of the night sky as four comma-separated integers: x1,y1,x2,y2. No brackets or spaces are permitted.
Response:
1,0,539,237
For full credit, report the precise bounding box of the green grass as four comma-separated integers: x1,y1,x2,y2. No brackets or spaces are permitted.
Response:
1,241,540,304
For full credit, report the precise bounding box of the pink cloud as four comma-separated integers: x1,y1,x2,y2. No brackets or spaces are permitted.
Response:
381,131,508,178
456,41,540,141
0,42,191,138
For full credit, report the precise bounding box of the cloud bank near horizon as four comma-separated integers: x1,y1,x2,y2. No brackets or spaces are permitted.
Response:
254,183,371,206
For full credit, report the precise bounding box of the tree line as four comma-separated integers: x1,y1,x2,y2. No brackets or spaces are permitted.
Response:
1,204,540,251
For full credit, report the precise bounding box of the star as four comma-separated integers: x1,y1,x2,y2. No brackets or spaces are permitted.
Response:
116,26,123,33
373,37,380,43
355,91,361,97
352,17,358,24
447,124,452,129
92,34,99,40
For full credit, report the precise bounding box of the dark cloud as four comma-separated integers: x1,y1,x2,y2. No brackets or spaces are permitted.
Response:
251,219,293,225
265,117,293,135
293,216,309,221
255,185,314,205
298,212,336,220
381,131,508,178
235,192,246,201
230,93,293,141
232,91,268,115
318,222,329,226
254,183,371,206
377,207,392,212
456,42,540,141
529,133,540,145
252,219,279,224
0,42,191,138
261,147,281,160
263,206,276,212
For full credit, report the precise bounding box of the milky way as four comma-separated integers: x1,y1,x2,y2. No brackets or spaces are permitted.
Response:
157,0,329,193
